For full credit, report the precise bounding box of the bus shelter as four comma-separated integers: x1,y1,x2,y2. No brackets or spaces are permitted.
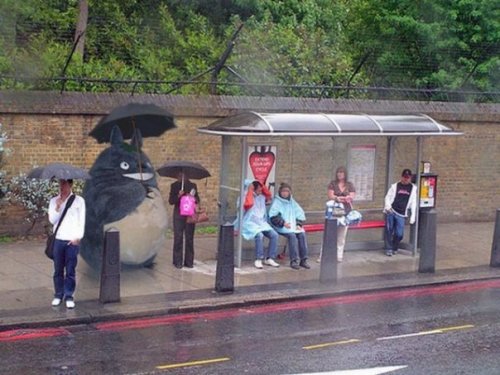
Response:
198,112,462,267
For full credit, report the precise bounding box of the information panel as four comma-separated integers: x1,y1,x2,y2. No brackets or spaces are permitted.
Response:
348,144,376,201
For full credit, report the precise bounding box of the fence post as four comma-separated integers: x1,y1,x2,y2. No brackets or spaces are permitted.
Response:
490,209,500,268
418,209,436,273
215,224,234,292
99,229,121,303
320,218,338,283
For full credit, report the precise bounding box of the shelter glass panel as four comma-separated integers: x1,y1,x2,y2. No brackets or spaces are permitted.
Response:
348,144,376,201
372,115,438,133
266,113,337,133
208,112,268,132
219,136,243,224
327,114,381,133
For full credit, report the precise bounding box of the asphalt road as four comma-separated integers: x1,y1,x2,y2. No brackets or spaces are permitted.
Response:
1,279,499,375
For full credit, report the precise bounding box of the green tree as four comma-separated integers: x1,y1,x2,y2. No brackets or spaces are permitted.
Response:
345,0,499,93
0,0,497,97
225,1,356,96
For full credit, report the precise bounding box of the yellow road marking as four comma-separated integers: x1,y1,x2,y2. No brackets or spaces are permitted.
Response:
156,357,230,370
303,338,361,350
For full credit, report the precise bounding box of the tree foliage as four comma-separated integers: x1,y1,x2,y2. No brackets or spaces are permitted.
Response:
0,0,497,97
346,0,499,92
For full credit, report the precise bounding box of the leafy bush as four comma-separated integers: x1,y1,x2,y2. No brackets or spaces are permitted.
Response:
1,125,87,235
0,123,10,200
5,176,59,234
0,235,13,243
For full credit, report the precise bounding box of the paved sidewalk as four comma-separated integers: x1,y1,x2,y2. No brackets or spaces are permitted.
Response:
0,221,499,330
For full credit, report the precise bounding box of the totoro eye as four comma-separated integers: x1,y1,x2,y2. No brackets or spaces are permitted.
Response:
120,161,130,170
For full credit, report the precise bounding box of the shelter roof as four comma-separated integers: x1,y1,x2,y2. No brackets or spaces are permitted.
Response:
198,112,462,137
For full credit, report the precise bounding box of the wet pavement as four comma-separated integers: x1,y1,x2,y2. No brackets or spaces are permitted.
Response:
0,221,499,330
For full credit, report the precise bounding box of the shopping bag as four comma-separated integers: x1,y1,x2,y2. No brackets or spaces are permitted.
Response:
179,195,196,216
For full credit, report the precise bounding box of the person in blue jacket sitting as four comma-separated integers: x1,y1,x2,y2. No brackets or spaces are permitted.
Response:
241,180,280,269
269,182,310,270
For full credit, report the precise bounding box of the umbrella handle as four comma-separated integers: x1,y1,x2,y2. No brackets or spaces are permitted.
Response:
131,117,144,179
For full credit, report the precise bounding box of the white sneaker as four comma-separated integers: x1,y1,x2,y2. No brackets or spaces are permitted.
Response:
51,298,62,307
264,258,280,267
254,259,263,269
316,257,321,263
65,300,75,309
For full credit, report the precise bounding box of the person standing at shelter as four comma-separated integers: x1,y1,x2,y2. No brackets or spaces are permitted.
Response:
48,179,86,309
242,180,280,269
325,166,356,262
269,182,310,270
383,168,417,256
169,172,200,268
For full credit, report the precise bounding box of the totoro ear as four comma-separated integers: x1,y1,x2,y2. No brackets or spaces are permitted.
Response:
131,128,143,149
110,126,124,146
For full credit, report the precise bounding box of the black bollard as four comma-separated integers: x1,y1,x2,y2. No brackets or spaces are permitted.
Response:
418,209,437,273
99,229,121,303
490,209,500,267
215,224,234,293
320,218,338,283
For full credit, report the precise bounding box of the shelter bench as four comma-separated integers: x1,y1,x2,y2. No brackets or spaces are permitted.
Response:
301,220,385,233
278,219,386,259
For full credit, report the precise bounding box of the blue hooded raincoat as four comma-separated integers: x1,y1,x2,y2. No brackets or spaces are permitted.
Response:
268,195,306,234
240,180,274,240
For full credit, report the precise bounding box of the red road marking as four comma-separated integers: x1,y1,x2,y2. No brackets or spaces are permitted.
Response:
2,279,497,340
0,327,69,342
94,279,500,332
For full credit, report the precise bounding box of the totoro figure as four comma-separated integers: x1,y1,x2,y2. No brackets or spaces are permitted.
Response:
81,126,168,269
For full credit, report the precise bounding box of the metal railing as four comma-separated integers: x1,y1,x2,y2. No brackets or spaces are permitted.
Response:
0,74,498,103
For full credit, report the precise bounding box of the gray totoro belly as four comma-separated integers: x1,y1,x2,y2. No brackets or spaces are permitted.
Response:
104,188,168,266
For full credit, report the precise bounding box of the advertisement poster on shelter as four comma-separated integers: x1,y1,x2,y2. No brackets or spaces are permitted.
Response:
247,145,277,195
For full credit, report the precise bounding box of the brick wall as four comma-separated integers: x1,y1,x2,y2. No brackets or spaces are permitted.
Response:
0,91,498,235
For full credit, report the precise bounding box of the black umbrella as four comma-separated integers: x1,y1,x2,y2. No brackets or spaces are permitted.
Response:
157,161,211,180
27,163,91,180
89,102,176,143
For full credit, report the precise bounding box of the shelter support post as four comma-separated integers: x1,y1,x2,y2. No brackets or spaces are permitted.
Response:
215,224,235,292
410,136,423,256
418,209,437,273
99,229,121,303
490,209,500,268
385,137,395,195
235,137,248,268
319,218,338,283
218,136,230,226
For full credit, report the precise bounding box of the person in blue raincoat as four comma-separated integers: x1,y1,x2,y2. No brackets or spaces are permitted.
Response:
241,180,280,269
269,182,310,270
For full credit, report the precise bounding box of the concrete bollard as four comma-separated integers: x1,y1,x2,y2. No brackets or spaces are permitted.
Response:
418,209,437,273
99,229,121,303
320,218,338,283
215,224,235,293
490,209,500,267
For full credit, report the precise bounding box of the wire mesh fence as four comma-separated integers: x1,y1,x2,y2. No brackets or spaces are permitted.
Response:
0,75,497,103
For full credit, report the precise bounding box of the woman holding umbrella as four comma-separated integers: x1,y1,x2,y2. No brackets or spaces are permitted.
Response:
159,161,210,269
168,171,200,269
